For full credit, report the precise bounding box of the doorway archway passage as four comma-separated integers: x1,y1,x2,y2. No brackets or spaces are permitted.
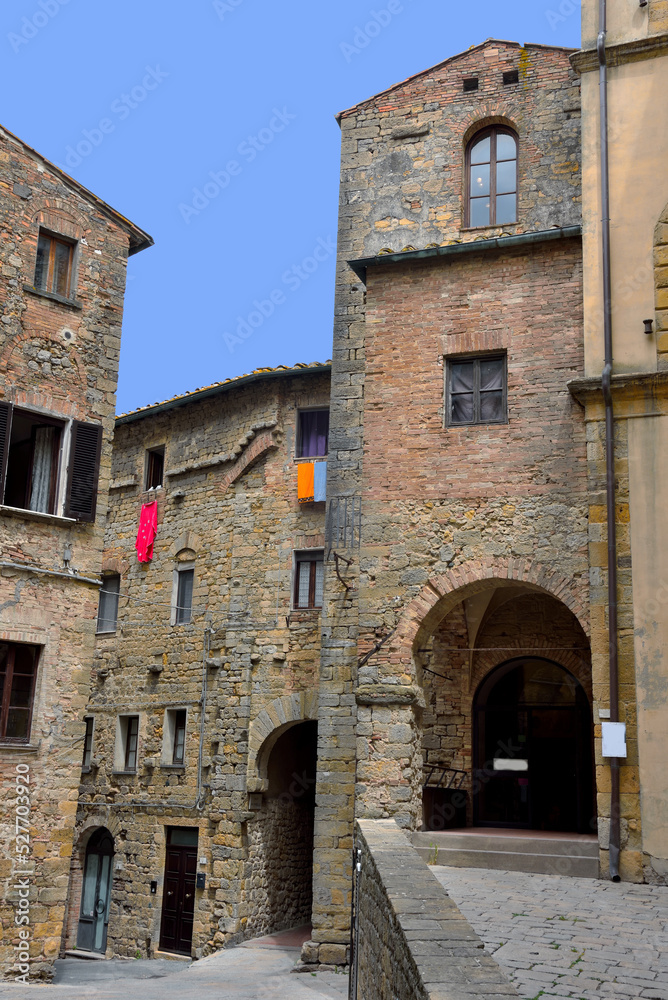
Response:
474,658,594,833
76,828,114,954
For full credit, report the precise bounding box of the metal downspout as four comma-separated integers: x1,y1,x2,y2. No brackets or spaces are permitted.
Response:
597,0,621,882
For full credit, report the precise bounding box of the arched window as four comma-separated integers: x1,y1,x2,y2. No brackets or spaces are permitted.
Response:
466,127,518,228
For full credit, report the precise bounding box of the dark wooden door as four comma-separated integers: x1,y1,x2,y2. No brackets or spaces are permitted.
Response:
159,828,197,955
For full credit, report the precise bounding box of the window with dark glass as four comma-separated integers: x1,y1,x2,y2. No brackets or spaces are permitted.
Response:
294,552,324,609
175,568,194,625
82,717,94,769
34,231,75,298
297,410,329,458
145,447,164,490
172,710,186,764
96,575,120,633
467,128,518,228
123,715,139,771
0,643,40,742
446,355,507,426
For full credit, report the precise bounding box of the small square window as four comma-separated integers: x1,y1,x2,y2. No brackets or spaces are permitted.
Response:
34,230,75,298
145,447,164,490
503,69,519,85
463,77,479,92
446,355,507,426
96,575,120,633
82,717,94,769
294,551,324,609
297,410,329,458
0,642,40,743
175,567,194,625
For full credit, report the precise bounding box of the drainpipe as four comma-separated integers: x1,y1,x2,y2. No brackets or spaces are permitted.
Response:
597,0,621,882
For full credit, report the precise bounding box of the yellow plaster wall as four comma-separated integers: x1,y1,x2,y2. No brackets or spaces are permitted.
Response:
582,0,667,48
627,413,668,873
580,54,668,376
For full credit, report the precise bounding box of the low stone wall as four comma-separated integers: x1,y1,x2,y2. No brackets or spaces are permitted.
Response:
355,819,518,1000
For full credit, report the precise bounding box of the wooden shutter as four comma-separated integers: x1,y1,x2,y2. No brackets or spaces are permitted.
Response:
65,421,102,522
0,401,13,503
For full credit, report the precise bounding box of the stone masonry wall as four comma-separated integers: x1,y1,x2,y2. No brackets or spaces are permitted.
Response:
68,368,329,958
354,818,519,1000
0,127,144,978
312,40,584,960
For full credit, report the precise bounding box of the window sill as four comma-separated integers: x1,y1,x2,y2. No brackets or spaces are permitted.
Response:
0,742,39,751
0,504,76,527
291,606,322,614
111,769,137,776
294,455,328,463
23,284,82,310
160,764,186,771
459,224,520,234
95,630,117,638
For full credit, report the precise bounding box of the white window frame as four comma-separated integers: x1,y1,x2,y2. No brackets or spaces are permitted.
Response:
292,548,325,610
161,708,188,767
1,402,73,517
114,714,140,773
171,562,195,626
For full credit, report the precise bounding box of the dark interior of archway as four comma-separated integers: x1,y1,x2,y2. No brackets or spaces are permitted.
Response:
475,659,595,833
248,721,317,938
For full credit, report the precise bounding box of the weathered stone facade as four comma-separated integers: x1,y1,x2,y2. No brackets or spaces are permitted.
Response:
62,365,329,959
309,39,597,963
0,125,151,978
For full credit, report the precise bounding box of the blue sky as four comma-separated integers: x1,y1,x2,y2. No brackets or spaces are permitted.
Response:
1,1,581,414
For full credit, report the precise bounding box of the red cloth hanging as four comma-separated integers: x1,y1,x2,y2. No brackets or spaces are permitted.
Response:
135,501,158,563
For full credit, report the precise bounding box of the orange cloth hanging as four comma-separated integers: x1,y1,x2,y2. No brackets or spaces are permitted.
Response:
297,462,314,503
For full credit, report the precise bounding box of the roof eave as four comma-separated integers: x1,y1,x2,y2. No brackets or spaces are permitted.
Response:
348,225,582,283
0,124,154,255
115,363,332,426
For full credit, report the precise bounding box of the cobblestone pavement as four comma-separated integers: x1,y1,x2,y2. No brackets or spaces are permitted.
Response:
433,865,668,1000
0,946,348,1000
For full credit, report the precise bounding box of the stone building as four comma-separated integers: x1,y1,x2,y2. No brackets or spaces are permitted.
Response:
308,38,597,965
571,0,668,884
61,363,331,960
0,125,151,978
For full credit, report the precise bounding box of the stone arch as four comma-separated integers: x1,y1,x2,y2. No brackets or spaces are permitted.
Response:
379,558,588,682
654,200,668,369
62,818,121,954
247,690,319,792
169,530,203,559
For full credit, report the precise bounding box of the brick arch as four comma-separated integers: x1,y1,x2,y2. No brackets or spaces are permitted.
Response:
31,199,88,240
461,113,519,150
385,558,588,680
247,690,319,792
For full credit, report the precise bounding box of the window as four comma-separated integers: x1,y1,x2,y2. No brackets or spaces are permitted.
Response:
172,710,186,764
467,128,518,228
145,447,164,490
82,717,94,769
503,69,519,85
175,568,194,625
446,355,507,426
463,77,479,92
120,715,139,771
34,231,75,298
96,575,120,633
0,403,102,521
297,410,329,458
294,552,324,609
0,643,40,742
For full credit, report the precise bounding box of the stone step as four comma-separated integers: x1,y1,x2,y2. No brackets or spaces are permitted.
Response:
411,831,600,878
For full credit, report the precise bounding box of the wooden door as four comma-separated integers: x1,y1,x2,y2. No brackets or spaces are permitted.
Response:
159,827,198,955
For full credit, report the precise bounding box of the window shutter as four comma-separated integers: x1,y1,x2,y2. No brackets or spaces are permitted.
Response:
65,421,102,522
0,401,13,503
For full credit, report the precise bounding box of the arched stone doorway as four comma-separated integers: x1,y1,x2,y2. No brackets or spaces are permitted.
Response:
76,828,114,954
246,720,317,938
473,658,594,832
